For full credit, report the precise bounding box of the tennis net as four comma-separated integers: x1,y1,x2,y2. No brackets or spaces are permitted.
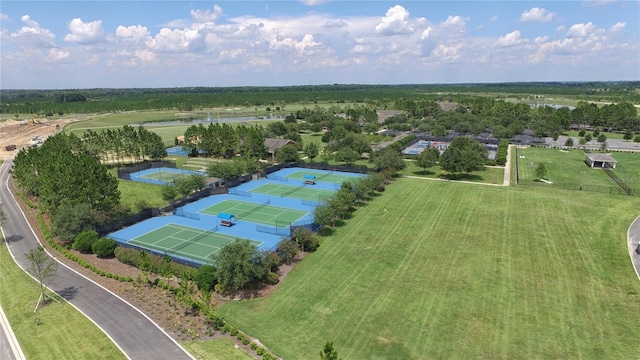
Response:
168,225,219,254
236,200,271,219
281,184,306,198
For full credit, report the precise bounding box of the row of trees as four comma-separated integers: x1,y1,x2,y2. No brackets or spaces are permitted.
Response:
80,125,166,164
12,133,121,218
181,123,267,159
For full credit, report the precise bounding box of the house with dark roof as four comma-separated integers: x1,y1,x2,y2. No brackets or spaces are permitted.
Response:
264,138,298,160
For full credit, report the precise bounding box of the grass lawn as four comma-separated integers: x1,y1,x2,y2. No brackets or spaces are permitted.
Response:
0,242,125,359
218,179,640,359
564,130,628,140
516,147,613,187
399,160,505,185
182,338,255,360
106,169,169,212
606,152,640,187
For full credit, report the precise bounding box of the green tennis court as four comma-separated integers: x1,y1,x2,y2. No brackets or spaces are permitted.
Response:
200,199,307,225
250,183,335,200
128,223,258,263
287,170,360,184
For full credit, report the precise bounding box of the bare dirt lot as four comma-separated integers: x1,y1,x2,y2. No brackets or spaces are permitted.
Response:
0,117,88,160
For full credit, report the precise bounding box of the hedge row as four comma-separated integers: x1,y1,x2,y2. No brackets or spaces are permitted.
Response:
114,247,197,279
496,139,509,165
38,213,133,282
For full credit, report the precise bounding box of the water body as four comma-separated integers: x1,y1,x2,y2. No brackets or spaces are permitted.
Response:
132,115,282,127
529,103,576,110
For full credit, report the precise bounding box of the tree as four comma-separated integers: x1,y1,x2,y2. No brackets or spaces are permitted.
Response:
320,342,341,360
73,230,99,253
597,134,607,143
564,138,574,147
372,147,406,172
276,239,299,265
303,142,319,161
535,163,547,180
207,161,241,181
26,245,58,311
584,133,593,144
439,137,487,175
334,148,359,165
160,183,178,205
600,140,608,151
415,147,439,172
51,203,97,243
211,239,268,294
194,265,217,293
92,238,117,258
291,227,319,252
313,204,336,235
276,146,299,163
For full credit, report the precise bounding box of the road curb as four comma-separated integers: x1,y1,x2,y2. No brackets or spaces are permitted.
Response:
627,214,640,282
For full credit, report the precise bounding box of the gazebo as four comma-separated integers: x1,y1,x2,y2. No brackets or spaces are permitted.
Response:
585,153,617,169
303,174,316,185
218,213,236,227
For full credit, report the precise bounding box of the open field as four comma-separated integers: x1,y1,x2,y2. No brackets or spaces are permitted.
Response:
182,338,254,360
516,147,613,187
608,152,640,185
218,179,640,359
399,160,505,185
0,242,125,359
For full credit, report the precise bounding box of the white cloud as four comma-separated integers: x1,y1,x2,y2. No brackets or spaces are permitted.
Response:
375,5,415,35
8,15,56,48
64,18,105,44
496,30,523,47
191,5,222,23
115,25,150,41
520,8,556,23
299,0,329,6
582,0,616,7
146,27,204,52
431,42,463,61
566,22,596,38
47,48,69,61
609,22,625,32
323,19,347,28
0,13,9,22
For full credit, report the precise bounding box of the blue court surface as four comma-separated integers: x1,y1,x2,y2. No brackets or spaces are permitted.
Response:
110,167,365,265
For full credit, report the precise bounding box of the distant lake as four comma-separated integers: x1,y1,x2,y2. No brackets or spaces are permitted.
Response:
529,103,576,110
133,115,282,127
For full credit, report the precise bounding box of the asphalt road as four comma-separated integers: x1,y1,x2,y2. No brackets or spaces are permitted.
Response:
0,160,194,360
628,215,640,281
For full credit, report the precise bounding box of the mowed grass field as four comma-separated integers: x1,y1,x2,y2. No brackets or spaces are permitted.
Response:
0,242,125,359
516,147,613,186
399,160,505,185
218,179,640,359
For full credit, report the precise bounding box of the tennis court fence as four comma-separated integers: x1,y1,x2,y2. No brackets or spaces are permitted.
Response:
228,188,252,197
267,174,289,182
518,179,631,196
256,224,291,237
290,219,321,234
173,208,200,220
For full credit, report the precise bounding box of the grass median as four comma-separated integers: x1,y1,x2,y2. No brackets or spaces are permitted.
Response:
0,241,126,359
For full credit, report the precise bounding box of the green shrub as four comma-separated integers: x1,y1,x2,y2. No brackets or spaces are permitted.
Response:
115,247,140,266
73,230,99,253
92,238,117,258
264,272,279,285
195,265,217,292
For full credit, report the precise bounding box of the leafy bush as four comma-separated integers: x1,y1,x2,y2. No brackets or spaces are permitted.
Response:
195,265,217,292
92,238,117,258
113,247,196,278
264,272,279,285
115,247,140,266
72,230,99,253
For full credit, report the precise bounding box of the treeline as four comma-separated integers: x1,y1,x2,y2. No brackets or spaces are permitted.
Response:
2,82,639,115
81,125,166,164
12,134,121,240
182,123,267,159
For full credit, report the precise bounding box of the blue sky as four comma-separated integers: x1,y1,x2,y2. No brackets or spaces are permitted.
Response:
1,1,638,89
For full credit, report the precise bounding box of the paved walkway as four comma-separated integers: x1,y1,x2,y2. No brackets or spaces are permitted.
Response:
0,160,194,360
0,304,25,360
627,215,640,281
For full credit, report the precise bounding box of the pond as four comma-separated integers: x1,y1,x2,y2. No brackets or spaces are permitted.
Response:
132,114,284,127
